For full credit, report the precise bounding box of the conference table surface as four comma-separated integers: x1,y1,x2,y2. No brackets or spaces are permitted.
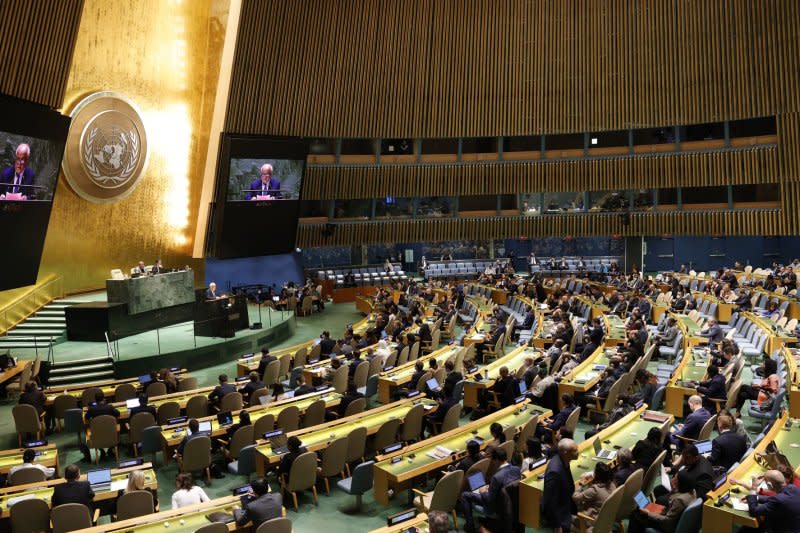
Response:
0,362,28,387
254,395,437,475
0,462,156,517
673,313,706,345
77,495,245,533
43,369,189,406
703,411,800,530
462,345,540,408
80,386,217,421
0,444,59,475
373,401,552,505
377,345,464,404
603,314,628,346
519,406,674,528
557,346,608,404
160,388,342,461
664,345,711,417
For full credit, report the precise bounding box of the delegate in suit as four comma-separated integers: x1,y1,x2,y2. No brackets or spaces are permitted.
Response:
1,143,35,199
247,163,281,200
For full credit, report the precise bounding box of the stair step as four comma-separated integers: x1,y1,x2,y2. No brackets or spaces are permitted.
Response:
26,316,66,322
6,329,63,337
52,299,84,304
50,362,114,375
51,355,113,367
36,309,66,316
48,370,115,385
15,323,65,330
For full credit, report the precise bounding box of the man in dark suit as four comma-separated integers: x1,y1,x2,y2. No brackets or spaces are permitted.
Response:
475,322,506,361
247,163,281,200
206,282,220,300
19,380,46,422
699,319,724,344
129,394,156,419
293,375,316,396
670,445,714,501
176,418,209,457
256,348,277,380
460,448,522,533
1,143,35,199
408,361,426,391
443,360,462,394
85,390,120,422
709,414,747,471
239,372,265,404
150,259,165,274
696,365,727,411
668,395,711,450
278,436,307,483
490,366,516,408
208,374,236,404
746,469,800,532
424,391,458,436
52,464,94,509
318,331,336,357
234,477,282,528
536,394,577,439
541,438,578,532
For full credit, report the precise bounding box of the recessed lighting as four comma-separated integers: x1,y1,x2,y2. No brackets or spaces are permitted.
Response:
590,138,598,145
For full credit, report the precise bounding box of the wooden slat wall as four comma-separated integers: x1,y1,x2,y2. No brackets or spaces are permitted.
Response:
226,0,800,137
303,146,776,200
0,0,84,108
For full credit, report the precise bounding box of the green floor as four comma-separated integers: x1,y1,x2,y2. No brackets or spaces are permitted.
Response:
1,303,767,532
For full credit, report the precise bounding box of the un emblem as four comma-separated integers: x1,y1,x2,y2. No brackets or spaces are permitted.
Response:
62,92,149,203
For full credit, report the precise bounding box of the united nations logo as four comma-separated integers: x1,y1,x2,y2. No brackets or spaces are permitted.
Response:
62,92,149,203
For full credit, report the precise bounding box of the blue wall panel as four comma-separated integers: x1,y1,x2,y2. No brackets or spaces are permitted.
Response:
205,253,304,292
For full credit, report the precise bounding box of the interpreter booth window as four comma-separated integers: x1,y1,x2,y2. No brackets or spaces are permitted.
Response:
298,199,329,218
422,138,459,154
657,188,679,210
631,189,655,211
729,117,777,139
633,127,675,145
339,138,375,155
520,193,541,216
417,196,454,218
732,184,780,207
308,139,336,155
588,130,628,150
374,196,413,219
503,136,539,153
499,194,517,214
461,137,497,154
459,195,497,215
588,190,628,212
543,191,584,213
682,186,729,208
679,122,725,142
333,199,372,220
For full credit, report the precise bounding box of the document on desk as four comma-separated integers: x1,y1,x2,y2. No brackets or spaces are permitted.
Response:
660,465,671,491
427,446,453,460
110,479,128,492
731,498,749,511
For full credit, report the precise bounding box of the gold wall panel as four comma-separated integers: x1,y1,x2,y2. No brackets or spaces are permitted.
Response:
0,0,83,108
37,0,231,293
303,146,776,200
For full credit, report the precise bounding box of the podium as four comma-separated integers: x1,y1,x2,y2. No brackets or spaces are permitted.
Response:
193,291,249,338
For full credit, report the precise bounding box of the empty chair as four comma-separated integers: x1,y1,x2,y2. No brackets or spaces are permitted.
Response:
344,397,367,417
228,443,257,477
412,470,464,528
129,411,156,456
277,405,300,432
186,395,208,419
145,381,167,398
373,418,402,452
253,413,275,437
332,366,348,394
220,392,244,413
114,383,137,402
303,399,326,428
8,467,46,486
156,401,180,425
336,460,374,512
116,489,154,520
51,503,94,533
345,426,368,476
87,414,119,463
140,426,163,466
80,387,103,407
434,403,462,435
353,361,369,390
221,425,255,462
10,496,50,533
317,437,348,495
12,404,43,446
255,517,292,533
263,360,281,387
281,451,318,511
53,394,79,431
179,435,212,482
177,377,199,392
250,388,270,406
399,404,425,443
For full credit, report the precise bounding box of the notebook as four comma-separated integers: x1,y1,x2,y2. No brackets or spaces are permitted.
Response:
592,438,617,460
634,490,665,514
642,411,670,423
468,471,488,492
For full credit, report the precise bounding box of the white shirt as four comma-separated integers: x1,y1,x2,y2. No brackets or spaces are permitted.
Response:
171,486,210,508
9,462,54,479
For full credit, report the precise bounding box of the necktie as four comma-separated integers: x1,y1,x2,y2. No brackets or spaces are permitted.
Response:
12,175,19,194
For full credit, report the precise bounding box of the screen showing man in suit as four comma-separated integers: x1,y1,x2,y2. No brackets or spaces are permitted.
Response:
227,158,304,201
0,135,61,201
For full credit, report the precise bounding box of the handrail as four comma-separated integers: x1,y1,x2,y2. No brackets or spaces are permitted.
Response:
0,275,64,335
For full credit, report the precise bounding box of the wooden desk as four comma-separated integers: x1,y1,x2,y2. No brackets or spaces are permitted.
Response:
373,401,551,505
369,514,429,533
743,312,796,354
160,388,341,461
520,406,673,528
673,313,706,346
81,386,215,422
254,395,437,475
0,444,59,476
377,345,463,404
462,346,540,408
0,462,156,518
603,314,628,347
693,292,734,323
664,345,711,417
558,346,607,405
77,495,246,533
783,346,800,417
0,362,27,387
702,411,800,531
44,369,189,406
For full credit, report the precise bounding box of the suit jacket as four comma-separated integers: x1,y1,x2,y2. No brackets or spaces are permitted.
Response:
680,456,714,500
444,371,463,393
709,430,748,470
700,324,724,343
85,402,120,422
257,355,277,377
247,177,281,199
542,455,575,530
319,338,336,356
240,380,265,401
294,384,316,396
676,407,711,441
660,326,679,345
235,493,283,528
0,166,34,196
747,485,800,533
647,491,695,533
697,374,727,408
548,405,576,431
278,447,307,479
485,464,521,513
209,382,236,403
19,390,46,415
129,404,157,420
52,480,94,509
206,288,219,299
632,439,661,471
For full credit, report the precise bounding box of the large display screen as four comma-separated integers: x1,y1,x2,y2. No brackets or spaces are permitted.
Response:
0,94,70,290
209,135,308,258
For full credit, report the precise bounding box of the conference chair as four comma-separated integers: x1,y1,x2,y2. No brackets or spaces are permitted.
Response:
114,383,137,402
303,399,326,428
220,425,254,462
141,426,163,467
336,460,374,513
615,468,644,533
129,411,156,455
463,458,491,492
179,435,212,483
278,355,292,384
249,388,269,407
219,392,243,413
576,483,625,533
649,386,666,411
6,363,31,398
332,366,348,394
409,342,421,361
397,346,410,366
276,405,300,432
436,403,462,435
145,381,167,398
674,415,717,448
53,394,78,431
252,413,275,437
345,426,368,476
373,418,402,453
8,467,46,486
80,387,102,407
353,361,369,391
398,404,425,444
255,517,292,533
228,443,257,478
194,524,228,533
186,395,208,419
10,496,50,533
367,357,382,378
644,497,702,533
115,490,155,520
412,470,463,529
263,360,281,387
344,397,366,417
156,401,180,425
12,404,43,446
63,408,86,452
515,415,540,454
281,451,318,510
284,367,305,390
87,414,120,463
177,377,198,392
748,389,786,428
317,437,348,495
51,503,97,533
293,347,308,368
643,450,668,497
384,351,398,369
416,372,434,392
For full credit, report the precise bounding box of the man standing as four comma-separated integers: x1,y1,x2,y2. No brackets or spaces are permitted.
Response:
1,144,35,199
542,438,578,532
460,448,521,533
247,163,281,200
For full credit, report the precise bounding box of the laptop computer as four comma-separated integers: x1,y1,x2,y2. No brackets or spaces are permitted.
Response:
87,468,112,492
138,374,152,385
426,378,441,392
695,439,712,455
593,438,617,460
467,471,488,493
217,411,233,427
125,398,140,409
518,381,527,395
634,490,665,514
232,484,252,496
190,421,212,435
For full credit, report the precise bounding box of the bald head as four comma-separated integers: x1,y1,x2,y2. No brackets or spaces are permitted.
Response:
259,164,273,181
557,438,579,461
765,470,787,492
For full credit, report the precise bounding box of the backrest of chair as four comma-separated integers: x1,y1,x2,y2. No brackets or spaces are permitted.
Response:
253,413,275,437
177,377,198,392
409,342,420,361
342,423,369,464
354,361,370,388
129,411,157,443
698,415,717,441
236,444,257,476
385,351,398,368
303,399,326,428
349,460,375,494
220,392,243,413
319,437,348,477
374,418,402,450
429,470,464,513
194,523,228,533
80,387,102,407
182,435,212,472
616,468,644,520
565,406,581,434
229,425,255,459
416,371,433,392
344,397,366,417
725,379,743,412
674,498,704,533
650,386,666,411
114,383,137,402
441,403,462,433
10,496,49,533
255,518,292,533
116,490,155,520
51,503,92,533
499,440,516,462
278,355,292,381
140,426,163,455
309,342,322,360
156,401,180,425
12,404,41,434
592,483,625,533
398,346,410,366
515,415,540,453
249,388,270,407
642,450,667,493
264,360,281,387
400,404,425,442
90,414,119,448
145,381,167,398
332,366,348,394
293,347,308,368
9,467,46,486
367,356,383,378
277,405,300,432
288,451,317,491
53,394,79,419
186,395,208,419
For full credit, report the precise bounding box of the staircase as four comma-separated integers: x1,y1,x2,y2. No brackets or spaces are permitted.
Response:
45,355,115,387
0,298,81,351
